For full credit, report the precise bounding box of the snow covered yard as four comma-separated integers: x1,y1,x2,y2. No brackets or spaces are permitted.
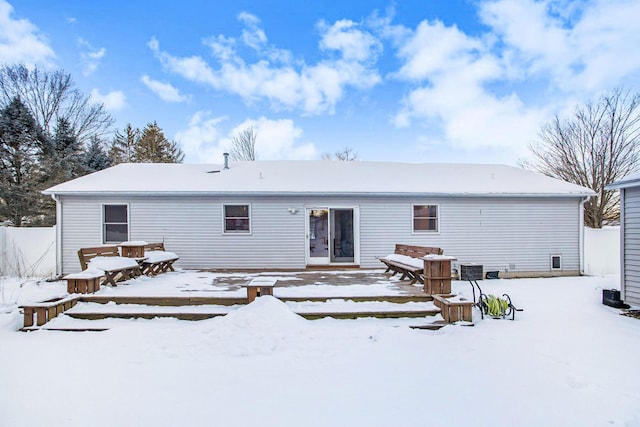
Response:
0,272,639,426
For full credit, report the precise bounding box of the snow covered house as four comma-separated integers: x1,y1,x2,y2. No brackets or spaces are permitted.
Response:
44,160,594,276
606,173,640,306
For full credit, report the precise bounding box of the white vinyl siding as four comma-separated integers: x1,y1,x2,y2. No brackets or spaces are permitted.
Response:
358,197,581,273
622,187,640,305
58,195,582,275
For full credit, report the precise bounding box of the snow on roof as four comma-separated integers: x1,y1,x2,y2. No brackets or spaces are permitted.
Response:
44,161,594,197
606,170,640,190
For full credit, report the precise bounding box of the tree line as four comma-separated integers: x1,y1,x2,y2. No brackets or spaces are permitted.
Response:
0,64,184,227
1,64,638,229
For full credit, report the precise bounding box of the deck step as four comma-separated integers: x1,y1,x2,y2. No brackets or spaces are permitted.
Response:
21,326,109,332
67,312,226,321
409,321,447,330
78,295,434,306
298,309,440,320
67,310,440,321
281,295,435,303
79,296,246,306
410,320,474,330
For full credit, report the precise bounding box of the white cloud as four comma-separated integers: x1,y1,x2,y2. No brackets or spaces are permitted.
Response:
391,18,543,151
174,112,227,163
149,14,381,115
205,34,236,61
387,0,640,156
394,20,489,81
90,89,126,111
174,113,317,163
318,19,382,63
478,0,640,92
229,117,317,160
78,38,106,76
140,74,190,103
238,12,267,51
0,0,54,66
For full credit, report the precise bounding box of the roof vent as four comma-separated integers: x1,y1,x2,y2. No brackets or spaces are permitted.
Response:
223,152,229,170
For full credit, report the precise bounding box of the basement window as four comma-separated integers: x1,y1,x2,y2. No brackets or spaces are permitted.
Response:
103,204,128,243
223,204,251,233
551,255,562,270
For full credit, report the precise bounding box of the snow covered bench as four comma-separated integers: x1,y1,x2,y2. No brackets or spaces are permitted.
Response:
142,242,179,275
20,296,79,328
379,244,443,285
77,246,143,286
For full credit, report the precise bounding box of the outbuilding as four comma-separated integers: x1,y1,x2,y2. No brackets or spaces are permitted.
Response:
606,172,640,306
44,160,594,276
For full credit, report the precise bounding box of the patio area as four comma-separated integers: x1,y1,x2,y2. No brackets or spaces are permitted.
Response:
26,268,452,331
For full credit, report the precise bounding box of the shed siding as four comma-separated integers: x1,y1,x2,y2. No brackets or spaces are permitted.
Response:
59,195,582,275
623,187,640,305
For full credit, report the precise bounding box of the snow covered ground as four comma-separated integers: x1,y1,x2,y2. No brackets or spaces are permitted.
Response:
1,271,639,426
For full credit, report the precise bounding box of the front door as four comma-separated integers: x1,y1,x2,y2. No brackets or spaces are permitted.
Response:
306,207,358,265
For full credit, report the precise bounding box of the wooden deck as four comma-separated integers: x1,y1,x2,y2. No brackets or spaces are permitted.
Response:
20,269,463,331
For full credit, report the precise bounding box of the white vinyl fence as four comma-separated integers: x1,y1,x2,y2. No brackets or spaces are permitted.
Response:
0,226,56,278
583,226,620,276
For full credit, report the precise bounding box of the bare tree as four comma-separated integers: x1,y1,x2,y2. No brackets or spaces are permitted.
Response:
322,147,359,161
524,88,640,227
229,126,257,161
0,64,114,144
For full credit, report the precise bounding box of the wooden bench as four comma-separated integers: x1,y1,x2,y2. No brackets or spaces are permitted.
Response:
379,244,443,285
21,296,79,328
141,242,179,275
78,246,143,286
432,294,474,323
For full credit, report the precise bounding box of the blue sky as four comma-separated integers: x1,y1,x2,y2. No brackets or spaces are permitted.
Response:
3,0,640,165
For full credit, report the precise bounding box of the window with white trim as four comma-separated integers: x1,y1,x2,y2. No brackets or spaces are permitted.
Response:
413,204,438,232
103,204,128,243
224,204,250,233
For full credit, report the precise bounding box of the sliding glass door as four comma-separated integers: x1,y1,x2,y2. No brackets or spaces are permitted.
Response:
307,207,357,265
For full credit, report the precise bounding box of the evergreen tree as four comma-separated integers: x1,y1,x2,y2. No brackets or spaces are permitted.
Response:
108,123,138,164
44,117,85,182
84,136,112,173
134,121,184,163
31,117,87,225
0,97,47,226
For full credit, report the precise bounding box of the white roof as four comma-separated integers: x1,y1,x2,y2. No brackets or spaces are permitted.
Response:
44,161,594,197
606,171,640,190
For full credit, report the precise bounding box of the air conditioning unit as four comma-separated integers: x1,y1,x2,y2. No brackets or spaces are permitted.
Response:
460,264,483,281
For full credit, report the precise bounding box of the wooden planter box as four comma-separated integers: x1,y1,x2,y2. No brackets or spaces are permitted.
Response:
422,256,456,295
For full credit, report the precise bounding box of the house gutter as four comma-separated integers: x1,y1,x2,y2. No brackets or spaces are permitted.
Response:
41,191,596,198
51,193,63,277
579,196,589,275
